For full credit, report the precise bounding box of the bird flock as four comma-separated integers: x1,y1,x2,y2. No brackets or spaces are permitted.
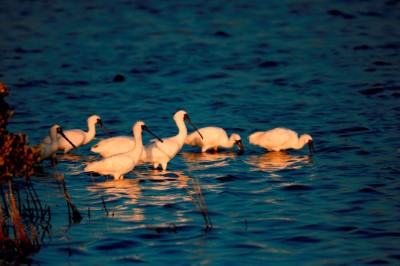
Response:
40,110,314,180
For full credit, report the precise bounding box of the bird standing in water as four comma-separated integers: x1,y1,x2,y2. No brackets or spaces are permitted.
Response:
43,115,111,153
140,110,203,170
248,128,315,154
84,121,162,180
185,126,244,153
40,125,77,166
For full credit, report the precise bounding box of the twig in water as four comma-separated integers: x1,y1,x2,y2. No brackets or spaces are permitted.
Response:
0,180,41,260
62,178,82,223
184,174,212,231
146,223,178,234
55,171,82,224
90,173,109,216
0,186,9,216
25,177,44,220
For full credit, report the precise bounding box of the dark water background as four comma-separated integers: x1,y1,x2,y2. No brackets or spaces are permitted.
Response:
1,0,400,265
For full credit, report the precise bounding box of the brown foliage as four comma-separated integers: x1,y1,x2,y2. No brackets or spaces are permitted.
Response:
0,82,41,181
1,181,40,262
0,83,44,262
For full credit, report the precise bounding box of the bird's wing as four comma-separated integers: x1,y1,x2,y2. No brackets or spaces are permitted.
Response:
58,130,86,147
86,154,132,174
93,136,133,148
184,131,202,146
248,132,265,145
264,129,292,147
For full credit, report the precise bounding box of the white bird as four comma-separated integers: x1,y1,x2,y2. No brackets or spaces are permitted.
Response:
141,110,203,170
91,136,135,158
84,121,163,180
40,125,77,166
43,115,111,153
185,126,244,153
248,128,315,153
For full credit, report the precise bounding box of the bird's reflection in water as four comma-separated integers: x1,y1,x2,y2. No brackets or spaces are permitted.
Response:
138,170,195,224
144,170,190,189
85,167,212,224
244,152,311,172
141,170,191,200
87,178,144,222
180,151,240,171
58,153,98,175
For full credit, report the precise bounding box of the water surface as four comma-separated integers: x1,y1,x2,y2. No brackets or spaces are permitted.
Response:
1,0,400,265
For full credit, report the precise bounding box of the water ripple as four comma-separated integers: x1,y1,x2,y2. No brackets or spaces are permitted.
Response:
2,0,399,264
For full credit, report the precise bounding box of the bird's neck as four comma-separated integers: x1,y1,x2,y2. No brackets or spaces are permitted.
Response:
134,135,143,151
50,134,58,143
50,139,59,151
223,135,237,148
175,120,187,145
128,131,143,160
83,122,96,144
294,136,307,150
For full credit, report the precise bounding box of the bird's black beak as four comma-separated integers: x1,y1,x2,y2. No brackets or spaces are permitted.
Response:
142,125,163,143
57,127,78,150
97,119,112,137
308,140,315,155
184,114,203,139
236,140,244,154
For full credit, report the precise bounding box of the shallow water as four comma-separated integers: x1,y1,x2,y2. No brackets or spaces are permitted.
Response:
1,0,400,265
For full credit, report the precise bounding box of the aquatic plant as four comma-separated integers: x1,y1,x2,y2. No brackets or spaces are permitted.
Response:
0,181,45,263
146,223,178,234
145,173,212,233
0,82,41,180
89,173,109,216
59,173,83,224
185,175,212,230
0,83,49,262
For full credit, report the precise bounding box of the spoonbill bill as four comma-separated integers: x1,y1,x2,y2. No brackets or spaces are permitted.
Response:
248,128,315,154
185,126,244,153
84,121,162,180
40,125,77,166
43,115,111,153
141,110,203,170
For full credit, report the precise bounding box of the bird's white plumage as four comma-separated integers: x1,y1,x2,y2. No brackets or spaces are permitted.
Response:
248,128,314,152
140,110,202,170
40,125,62,161
91,136,135,158
84,121,155,180
43,115,110,153
185,126,244,152
40,125,77,165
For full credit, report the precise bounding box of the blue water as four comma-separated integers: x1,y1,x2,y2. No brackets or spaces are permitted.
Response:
1,0,400,265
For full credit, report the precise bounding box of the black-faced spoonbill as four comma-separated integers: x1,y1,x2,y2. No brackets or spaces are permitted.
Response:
43,115,111,153
84,121,162,180
185,126,244,153
40,125,77,166
140,110,203,170
248,128,315,154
